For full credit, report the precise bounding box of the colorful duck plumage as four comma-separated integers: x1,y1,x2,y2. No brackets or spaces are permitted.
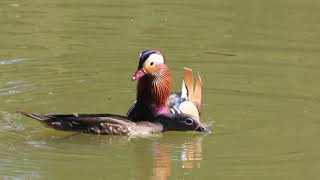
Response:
169,67,202,120
127,50,173,122
127,50,202,121
18,50,210,136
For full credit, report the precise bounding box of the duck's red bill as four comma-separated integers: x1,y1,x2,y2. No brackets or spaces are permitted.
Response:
132,69,146,81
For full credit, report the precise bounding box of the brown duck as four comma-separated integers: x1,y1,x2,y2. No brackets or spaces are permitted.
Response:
19,112,210,136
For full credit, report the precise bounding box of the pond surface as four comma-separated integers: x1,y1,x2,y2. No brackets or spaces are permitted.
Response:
1,0,319,179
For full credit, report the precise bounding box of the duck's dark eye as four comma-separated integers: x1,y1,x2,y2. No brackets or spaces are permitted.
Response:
185,118,193,125
150,62,154,66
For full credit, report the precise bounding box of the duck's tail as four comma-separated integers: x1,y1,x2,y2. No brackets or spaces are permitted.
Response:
18,111,82,131
18,111,136,135
17,111,50,121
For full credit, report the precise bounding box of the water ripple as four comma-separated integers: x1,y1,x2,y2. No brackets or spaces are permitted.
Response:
0,58,35,65
0,80,33,96
0,111,25,132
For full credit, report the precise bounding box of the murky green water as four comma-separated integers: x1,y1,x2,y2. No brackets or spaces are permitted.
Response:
1,0,320,179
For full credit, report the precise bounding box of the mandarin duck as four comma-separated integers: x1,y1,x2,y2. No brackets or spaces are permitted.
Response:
19,112,209,136
127,50,202,121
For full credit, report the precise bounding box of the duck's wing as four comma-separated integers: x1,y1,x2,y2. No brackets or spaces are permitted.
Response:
167,92,182,109
190,72,202,112
183,68,202,112
169,68,202,120
134,121,163,134
19,112,137,135
183,67,194,99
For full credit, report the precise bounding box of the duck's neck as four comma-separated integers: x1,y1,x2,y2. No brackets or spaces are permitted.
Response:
137,64,172,115
153,105,170,115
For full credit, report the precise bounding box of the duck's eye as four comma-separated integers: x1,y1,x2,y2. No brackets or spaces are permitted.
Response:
150,62,155,66
185,118,194,125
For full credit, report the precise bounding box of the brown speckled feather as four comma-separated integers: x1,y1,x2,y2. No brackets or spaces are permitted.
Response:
19,112,210,135
19,112,163,136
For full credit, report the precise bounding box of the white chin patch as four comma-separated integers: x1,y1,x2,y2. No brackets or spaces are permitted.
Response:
147,54,165,64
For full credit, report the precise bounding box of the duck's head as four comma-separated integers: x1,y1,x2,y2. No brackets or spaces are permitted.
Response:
132,50,172,107
155,113,211,133
132,49,165,81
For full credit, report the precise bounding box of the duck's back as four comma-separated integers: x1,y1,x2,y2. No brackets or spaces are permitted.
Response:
20,112,162,136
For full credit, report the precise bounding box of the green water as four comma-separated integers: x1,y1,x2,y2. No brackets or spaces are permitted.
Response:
1,0,320,179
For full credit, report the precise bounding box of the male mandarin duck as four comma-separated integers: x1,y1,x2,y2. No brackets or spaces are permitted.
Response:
19,112,209,135
127,50,202,122
127,50,172,122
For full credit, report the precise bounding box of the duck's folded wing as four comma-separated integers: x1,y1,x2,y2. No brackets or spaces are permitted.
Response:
19,112,137,135
134,121,163,134
168,68,202,121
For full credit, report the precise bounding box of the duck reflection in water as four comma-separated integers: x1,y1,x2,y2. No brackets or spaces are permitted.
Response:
180,137,203,169
133,134,205,180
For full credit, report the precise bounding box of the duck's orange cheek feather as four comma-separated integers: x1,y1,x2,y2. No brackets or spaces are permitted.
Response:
151,75,172,106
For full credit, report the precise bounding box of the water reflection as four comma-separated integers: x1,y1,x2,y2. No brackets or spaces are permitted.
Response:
150,134,205,180
152,144,171,180
180,137,203,169
38,132,207,180
53,132,207,180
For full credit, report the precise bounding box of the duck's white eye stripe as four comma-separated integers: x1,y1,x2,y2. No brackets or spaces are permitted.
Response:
147,54,164,64
139,52,142,58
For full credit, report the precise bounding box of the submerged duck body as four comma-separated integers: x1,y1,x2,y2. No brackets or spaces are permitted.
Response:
19,112,209,136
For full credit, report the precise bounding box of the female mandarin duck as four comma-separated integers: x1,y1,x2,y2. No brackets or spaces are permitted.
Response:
19,112,209,135
127,50,202,122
